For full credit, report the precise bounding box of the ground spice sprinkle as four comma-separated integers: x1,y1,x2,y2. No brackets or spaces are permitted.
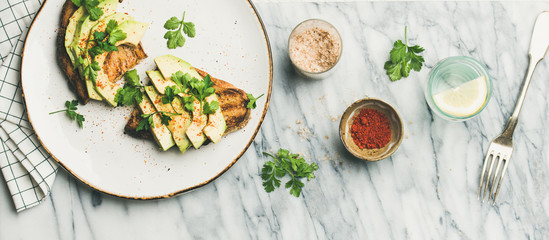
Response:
289,26,341,73
350,108,392,149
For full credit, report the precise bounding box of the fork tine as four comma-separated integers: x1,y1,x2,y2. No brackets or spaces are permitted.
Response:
478,152,493,200
489,154,504,201
482,154,498,202
492,157,510,205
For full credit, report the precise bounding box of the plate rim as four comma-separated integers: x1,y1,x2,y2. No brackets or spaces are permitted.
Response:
20,0,273,200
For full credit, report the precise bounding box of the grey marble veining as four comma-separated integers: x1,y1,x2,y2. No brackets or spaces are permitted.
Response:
2,2,549,239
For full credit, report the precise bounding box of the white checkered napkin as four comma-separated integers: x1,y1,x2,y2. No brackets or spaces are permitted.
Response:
0,0,58,212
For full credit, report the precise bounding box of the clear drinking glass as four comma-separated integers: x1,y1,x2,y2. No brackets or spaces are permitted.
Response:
425,56,492,121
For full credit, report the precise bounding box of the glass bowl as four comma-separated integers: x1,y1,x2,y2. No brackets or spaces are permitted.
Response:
288,19,342,79
425,56,492,121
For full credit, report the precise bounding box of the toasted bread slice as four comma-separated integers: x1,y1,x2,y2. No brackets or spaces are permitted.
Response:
57,0,146,104
125,73,251,140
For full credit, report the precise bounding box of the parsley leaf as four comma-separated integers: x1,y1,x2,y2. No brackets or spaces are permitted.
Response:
261,149,319,197
189,75,215,102
115,69,143,106
83,60,100,83
49,100,85,128
163,11,195,49
159,112,172,126
88,46,104,58
137,113,155,131
93,31,106,41
136,111,179,132
162,86,176,105
203,101,219,114
115,86,142,106
246,93,264,109
136,116,151,131
124,69,141,87
108,29,127,45
384,26,425,81
181,96,195,113
164,31,185,49
182,22,196,38
106,20,118,34
83,0,103,21
164,17,181,30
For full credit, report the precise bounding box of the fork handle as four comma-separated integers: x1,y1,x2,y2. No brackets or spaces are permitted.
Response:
502,56,541,137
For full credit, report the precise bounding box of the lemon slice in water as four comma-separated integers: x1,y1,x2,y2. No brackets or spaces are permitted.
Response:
433,76,487,117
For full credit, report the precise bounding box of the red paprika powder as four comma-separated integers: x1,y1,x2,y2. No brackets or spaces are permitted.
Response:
350,108,391,149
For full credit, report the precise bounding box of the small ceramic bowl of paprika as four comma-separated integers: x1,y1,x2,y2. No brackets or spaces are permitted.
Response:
339,98,404,161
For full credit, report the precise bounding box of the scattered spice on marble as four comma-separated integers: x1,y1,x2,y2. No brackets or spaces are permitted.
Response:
289,27,341,73
350,108,391,149
297,126,313,140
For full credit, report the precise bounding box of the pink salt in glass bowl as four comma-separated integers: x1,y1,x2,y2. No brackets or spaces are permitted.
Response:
288,19,342,79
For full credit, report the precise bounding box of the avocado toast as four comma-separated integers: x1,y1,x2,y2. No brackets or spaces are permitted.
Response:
125,68,251,141
57,0,148,104
124,55,251,152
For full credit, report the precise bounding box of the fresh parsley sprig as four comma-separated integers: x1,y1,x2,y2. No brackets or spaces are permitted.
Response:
78,21,127,84
261,149,319,197
384,26,425,81
76,54,101,83
246,93,264,109
88,20,127,58
49,100,85,128
203,101,219,115
71,0,104,21
115,69,144,106
163,11,196,49
161,71,219,115
136,111,180,131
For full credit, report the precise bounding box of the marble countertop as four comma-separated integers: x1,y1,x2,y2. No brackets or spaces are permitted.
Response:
2,1,549,239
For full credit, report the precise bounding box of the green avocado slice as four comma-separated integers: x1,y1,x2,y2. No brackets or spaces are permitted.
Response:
144,86,192,154
86,13,137,106
137,95,175,151
154,55,208,149
70,0,119,100
64,6,86,64
203,94,226,143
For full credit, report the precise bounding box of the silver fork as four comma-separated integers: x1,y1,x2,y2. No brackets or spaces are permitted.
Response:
478,11,549,204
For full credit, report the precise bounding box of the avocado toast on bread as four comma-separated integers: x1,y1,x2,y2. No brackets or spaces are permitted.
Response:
124,55,251,153
125,68,251,140
57,0,148,104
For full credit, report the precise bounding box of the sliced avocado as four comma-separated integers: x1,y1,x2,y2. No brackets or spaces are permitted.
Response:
86,13,134,106
154,55,215,148
65,6,86,63
144,86,193,154
137,95,175,151
116,20,149,46
147,70,175,94
70,0,119,100
154,55,202,81
185,99,208,149
203,94,226,143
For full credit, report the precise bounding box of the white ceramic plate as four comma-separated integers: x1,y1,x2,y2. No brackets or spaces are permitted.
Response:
21,0,272,199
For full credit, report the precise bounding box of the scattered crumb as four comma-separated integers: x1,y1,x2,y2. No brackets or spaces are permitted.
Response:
329,115,340,122
297,126,313,140
296,119,302,124
408,121,413,125
325,135,329,139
